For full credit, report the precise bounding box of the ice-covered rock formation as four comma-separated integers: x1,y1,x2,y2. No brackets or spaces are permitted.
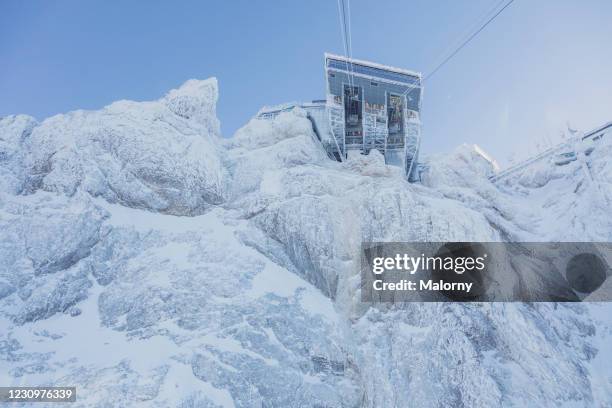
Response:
1,79,611,407
5,78,226,216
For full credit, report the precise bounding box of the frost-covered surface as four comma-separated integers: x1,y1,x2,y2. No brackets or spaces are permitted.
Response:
10,78,226,215
1,79,611,407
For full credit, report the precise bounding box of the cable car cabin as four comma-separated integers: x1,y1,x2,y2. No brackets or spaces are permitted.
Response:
257,53,423,181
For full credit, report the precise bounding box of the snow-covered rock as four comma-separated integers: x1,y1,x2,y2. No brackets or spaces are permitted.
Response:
14,78,226,215
1,79,611,407
0,114,37,194
0,191,106,325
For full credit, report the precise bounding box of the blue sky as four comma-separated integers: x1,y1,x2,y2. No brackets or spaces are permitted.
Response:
1,0,612,164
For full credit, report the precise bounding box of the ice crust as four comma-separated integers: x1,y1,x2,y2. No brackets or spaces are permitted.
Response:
1,78,611,407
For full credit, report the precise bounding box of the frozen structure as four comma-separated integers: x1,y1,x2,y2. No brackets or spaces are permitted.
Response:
491,121,611,183
258,53,423,181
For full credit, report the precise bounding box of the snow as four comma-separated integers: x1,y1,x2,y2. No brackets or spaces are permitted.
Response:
1,78,611,406
11,78,227,216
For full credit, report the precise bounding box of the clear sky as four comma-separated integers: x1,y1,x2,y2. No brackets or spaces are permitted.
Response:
1,0,611,165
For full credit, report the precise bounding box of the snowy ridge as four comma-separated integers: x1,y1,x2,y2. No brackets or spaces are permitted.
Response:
1,78,611,407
